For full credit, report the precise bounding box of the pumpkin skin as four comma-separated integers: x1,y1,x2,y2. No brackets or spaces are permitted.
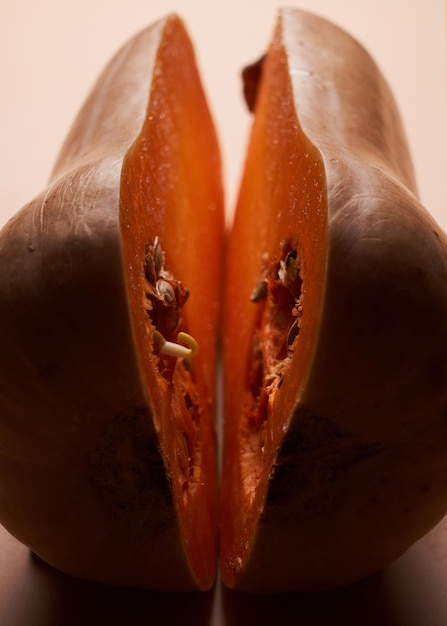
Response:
0,15,223,591
221,8,447,592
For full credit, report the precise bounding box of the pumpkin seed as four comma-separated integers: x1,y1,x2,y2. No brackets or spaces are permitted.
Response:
251,280,268,302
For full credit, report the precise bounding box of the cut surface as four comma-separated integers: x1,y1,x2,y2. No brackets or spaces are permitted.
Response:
221,19,328,587
120,17,224,589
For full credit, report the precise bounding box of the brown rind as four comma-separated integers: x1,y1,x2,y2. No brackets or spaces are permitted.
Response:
221,8,447,592
0,15,222,591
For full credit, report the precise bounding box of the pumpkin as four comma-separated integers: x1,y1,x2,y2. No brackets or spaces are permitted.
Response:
0,15,224,591
221,8,447,592
1,7,445,594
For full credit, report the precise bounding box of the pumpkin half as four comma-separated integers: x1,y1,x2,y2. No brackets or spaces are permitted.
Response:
0,15,223,591
221,8,447,592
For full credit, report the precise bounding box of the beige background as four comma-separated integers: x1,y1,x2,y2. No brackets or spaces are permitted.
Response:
0,1,446,624
0,0,446,225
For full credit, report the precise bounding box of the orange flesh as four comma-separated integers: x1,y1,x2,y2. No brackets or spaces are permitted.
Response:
221,31,328,583
120,22,223,588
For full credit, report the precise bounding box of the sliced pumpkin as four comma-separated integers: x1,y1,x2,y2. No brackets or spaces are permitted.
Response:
1,7,446,595
221,8,447,592
0,15,223,591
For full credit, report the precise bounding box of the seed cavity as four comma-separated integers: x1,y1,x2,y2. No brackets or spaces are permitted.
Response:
142,238,201,495
142,237,197,360
248,242,304,424
251,240,303,363
241,240,304,501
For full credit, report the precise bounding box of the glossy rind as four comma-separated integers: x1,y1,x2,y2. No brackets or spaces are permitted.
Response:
221,8,447,592
0,15,223,591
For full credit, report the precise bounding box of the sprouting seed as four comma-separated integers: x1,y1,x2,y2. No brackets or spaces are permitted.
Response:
153,330,199,359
